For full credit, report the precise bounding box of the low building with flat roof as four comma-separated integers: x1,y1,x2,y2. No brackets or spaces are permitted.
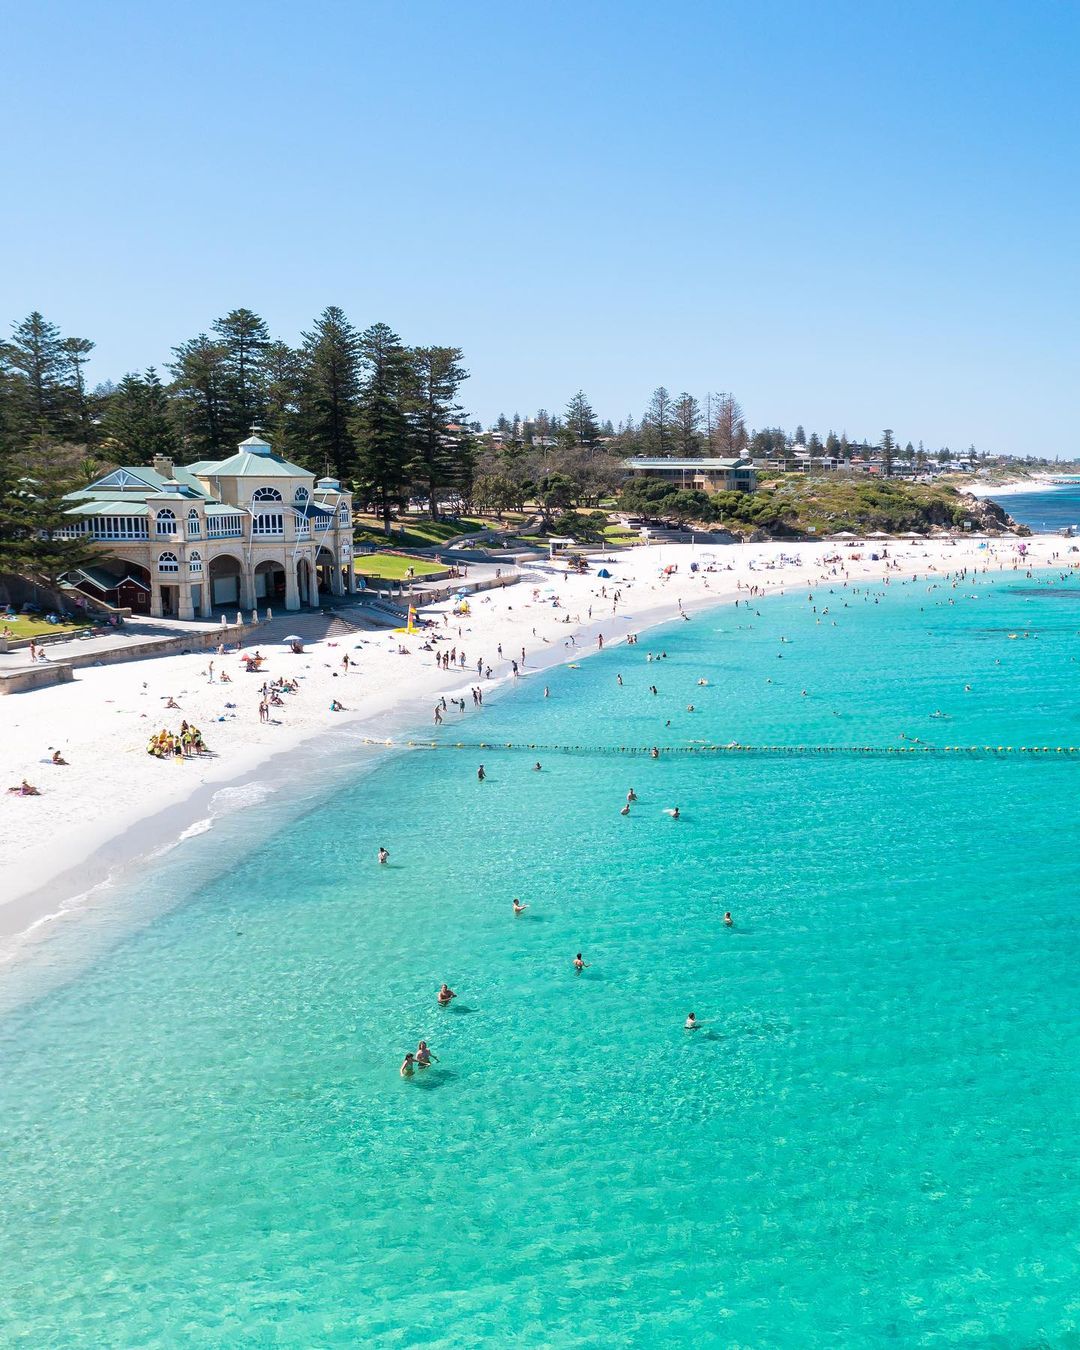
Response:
623,457,757,494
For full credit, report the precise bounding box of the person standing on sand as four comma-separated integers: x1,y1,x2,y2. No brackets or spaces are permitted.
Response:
598,634,604,649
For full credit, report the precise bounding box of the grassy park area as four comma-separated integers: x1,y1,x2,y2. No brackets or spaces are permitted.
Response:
353,513,520,551
1,614,91,640
353,555,447,582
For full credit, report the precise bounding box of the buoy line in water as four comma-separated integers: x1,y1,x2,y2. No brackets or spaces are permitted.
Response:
358,738,1080,760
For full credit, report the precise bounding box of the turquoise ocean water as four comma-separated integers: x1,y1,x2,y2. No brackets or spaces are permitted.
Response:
2,568,1080,1347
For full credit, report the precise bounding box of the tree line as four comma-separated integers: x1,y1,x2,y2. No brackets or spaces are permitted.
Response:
0,307,477,580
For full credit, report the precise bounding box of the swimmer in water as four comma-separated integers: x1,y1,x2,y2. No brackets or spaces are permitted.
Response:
665,806,680,819
574,952,589,972
533,761,542,771
477,764,486,781
437,983,456,1005
723,912,733,926
415,1040,438,1067
378,846,389,865
513,897,528,915
620,803,630,816
627,789,637,803
401,1053,416,1077
685,1012,699,1030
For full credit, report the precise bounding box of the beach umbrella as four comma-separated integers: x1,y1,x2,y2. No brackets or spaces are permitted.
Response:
282,635,302,644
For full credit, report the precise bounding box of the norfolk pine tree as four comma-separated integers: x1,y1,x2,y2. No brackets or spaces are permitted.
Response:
407,345,473,518
351,323,412,533
296,306,361,479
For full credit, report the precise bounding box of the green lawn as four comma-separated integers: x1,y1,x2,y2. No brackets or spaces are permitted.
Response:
603,525,643,545
354,555,448,581
1,614,91,639
353,514,509,551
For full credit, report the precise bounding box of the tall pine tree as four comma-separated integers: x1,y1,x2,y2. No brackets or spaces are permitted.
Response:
6,312,70,441
407,346,473,517
564,390,600,447
213,308,270,443
296,306,361,478
672,393,703,456
101,368,178,460
168,334,229,458
351,323,411,532
641,386,675,456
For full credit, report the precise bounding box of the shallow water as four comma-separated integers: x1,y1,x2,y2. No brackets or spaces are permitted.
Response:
2,567,1079,1346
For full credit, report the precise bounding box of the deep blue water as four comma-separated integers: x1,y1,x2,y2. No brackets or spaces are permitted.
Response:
999,480,1080,533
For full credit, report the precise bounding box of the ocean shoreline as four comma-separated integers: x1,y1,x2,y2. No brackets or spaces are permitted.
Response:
0,536,1068,968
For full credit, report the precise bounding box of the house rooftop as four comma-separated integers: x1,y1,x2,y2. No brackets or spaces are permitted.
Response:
624,457,752,470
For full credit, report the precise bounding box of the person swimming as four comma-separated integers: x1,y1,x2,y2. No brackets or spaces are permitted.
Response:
665,806,680,819
378,846,389,865
573,952,589,972
401,1053,416,1077
477,764,486,781
513,897,527,915
723,912,733,926
533,761,542,771
415,1040,438,1067
620,803,630,816
437,983,456,1005
685,1012,698,1030
627,789,637,802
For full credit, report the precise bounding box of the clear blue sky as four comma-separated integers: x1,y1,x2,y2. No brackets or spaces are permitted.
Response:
3,0,1077,454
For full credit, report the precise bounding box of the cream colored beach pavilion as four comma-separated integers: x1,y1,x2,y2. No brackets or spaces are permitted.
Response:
59,433,355,619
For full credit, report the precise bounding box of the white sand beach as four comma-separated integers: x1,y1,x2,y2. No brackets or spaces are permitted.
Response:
0,535,1071,957
966,475,1067,498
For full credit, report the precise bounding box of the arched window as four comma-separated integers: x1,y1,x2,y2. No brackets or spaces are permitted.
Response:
337,504,350,526
188,550,203,574
155,508,177,536
187,508,201,537
252,486,282,503
158,551,179,573
293,487,309,505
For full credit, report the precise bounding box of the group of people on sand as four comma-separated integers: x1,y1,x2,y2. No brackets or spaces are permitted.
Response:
147,722,209,759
